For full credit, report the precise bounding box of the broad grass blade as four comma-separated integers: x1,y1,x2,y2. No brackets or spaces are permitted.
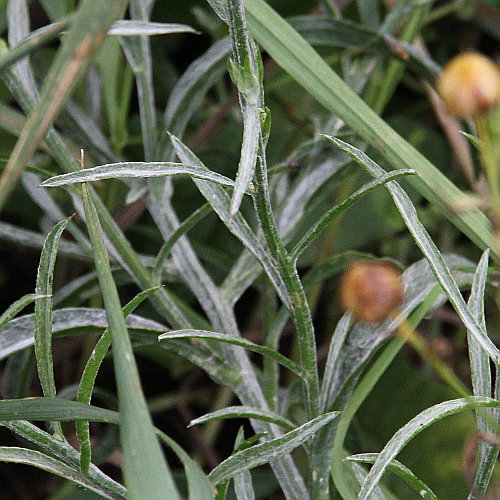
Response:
81,182,179,499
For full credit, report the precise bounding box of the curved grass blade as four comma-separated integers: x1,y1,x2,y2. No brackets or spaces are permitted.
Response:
209,411,339,485
151,203,211,285
76,286,161,474
0,293,46,331
328,137,499,363
1,419,126,498
0,0,128,212
0,447,124,499
0,398,118,423
346,453,438,500
34,216,71,439
358,397,500,500
40,162,236,188
159,330,302,376
291,169,416,261
0,18,68,72
243,0,495,255
188,405,295,431
82,181,179,499
156,430,215,500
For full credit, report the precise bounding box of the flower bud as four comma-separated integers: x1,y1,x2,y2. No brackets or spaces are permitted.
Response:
437,52,500,118
339,261,403,324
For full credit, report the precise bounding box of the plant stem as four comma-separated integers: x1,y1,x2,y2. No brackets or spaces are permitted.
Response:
253,153,320,420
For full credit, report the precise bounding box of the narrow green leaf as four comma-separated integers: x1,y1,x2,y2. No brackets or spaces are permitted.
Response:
244,0,495,255
0,0,128,211
209,411,339,485
328,137,499,363
40,162,237,188
1,419,126,497
152,203,211,285
0,398,118,423
358,397,500,500
291,169,417,261
188,405,295,431
76,286,161,474
34,216,71,438
0,447,123,499
346,453,438,500
82,181,179,499
0,293,46,332
159,330,302,376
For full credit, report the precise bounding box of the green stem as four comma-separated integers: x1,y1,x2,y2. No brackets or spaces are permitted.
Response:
253,154,320,420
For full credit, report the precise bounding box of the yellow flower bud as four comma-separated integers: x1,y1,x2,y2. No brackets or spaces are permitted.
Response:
437,52,500,118
339,261,403,324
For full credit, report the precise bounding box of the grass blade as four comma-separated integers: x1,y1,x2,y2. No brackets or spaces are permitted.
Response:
159,330,302,376
0,0,128,211
0,293,46,331
291,169,416,261
358,397,500,500
346,454,438,500
328,137,499,363
0,398,118,423
76,286,161,473
1,419,125,497
81,181,179,499
34,216,71,439
243,0,495,254
209,411,340,485
188,406,295,431
0,447,123,499
41,162,237,187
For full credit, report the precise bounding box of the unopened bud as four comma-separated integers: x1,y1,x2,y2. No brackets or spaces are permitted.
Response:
437,52,500,118
339,261,403,324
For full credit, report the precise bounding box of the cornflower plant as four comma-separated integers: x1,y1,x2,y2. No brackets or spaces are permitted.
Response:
0,0,499,499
